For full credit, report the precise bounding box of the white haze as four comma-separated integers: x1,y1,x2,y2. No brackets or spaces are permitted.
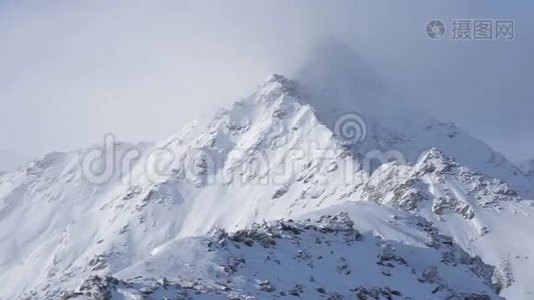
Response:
0,0,533,170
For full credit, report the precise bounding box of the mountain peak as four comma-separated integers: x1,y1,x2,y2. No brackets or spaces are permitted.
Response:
410,148,454,176
416,148,454,168
258,74,299,102
262,73,294,85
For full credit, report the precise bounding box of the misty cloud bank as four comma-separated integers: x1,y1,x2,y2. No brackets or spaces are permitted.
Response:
0,0,532,171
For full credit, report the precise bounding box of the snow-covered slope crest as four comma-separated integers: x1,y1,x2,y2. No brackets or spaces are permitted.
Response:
358,149,534,299
26,204,502,300
361,148,521,216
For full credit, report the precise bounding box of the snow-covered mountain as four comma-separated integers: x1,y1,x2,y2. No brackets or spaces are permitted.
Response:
40,206,502,299
1,74,533,299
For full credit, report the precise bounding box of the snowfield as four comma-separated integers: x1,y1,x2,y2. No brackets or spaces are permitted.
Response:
0,75,533,299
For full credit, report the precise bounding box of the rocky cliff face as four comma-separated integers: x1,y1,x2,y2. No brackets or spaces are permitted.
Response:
31,209,502,300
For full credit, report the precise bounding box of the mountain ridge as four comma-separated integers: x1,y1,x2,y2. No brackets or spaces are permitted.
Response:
0,74,533,299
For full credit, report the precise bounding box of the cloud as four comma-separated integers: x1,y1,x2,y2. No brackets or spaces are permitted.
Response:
0,0,532,163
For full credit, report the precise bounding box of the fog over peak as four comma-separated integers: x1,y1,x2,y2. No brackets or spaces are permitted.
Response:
293,40,423,120
0,0,532,170
295,39,385,101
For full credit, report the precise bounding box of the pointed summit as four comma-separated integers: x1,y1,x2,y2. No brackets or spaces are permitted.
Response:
414,147,455,174
257,74,299,104
261,74,297,89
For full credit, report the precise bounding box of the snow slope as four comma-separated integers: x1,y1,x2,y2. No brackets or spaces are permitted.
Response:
350,149,534,299
0,74,532,299
28,205,501,299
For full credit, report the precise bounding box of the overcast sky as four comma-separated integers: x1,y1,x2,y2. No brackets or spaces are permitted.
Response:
0,0,533,170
